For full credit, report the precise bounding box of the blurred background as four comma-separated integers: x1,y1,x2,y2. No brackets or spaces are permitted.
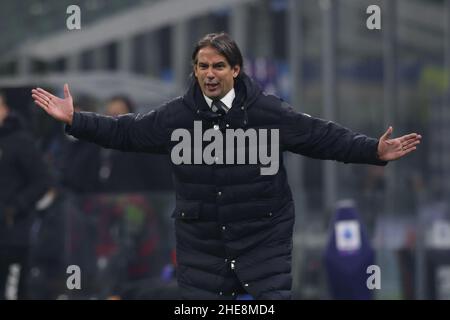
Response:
0,0,449,300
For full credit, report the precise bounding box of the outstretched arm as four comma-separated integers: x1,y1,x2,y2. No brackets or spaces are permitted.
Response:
377,126,421,161
280,102,421,165
31,84,169,154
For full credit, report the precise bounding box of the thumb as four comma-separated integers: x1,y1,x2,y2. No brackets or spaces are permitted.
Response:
381,126,393,141
64,83,71,99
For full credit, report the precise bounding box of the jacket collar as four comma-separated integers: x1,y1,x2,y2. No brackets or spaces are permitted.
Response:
182,72,262,124
203,88,235,110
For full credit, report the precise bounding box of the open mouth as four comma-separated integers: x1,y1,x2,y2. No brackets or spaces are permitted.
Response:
206,83,219,91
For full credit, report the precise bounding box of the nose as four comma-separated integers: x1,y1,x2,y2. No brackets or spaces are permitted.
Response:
206,68,215,79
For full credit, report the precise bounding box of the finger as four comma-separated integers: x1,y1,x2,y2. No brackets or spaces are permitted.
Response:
34,98,48,110
403,140,421,150
32,91,52,104
406,135,422,142
402,146,417,155
401,139,421,151
36,88,58,100
32,94,49,106
33,99,49,112
403,137,422,145
381,126,393,141
64,83,71,99
399,133,420,143
33,91,53,104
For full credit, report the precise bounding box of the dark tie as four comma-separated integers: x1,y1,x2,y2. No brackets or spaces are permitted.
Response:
212,99,228,115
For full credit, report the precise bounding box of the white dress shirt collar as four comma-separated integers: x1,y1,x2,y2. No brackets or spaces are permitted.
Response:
203,88,235,111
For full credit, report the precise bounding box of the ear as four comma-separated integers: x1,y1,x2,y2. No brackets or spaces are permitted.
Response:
232,65,241,78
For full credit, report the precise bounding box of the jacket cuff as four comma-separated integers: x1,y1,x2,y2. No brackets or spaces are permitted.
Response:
65,111,81,136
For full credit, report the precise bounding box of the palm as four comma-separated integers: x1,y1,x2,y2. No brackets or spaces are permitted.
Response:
32,84,74,124
377,126,421,161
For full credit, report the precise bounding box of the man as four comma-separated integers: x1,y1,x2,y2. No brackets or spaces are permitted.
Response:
32,32,421,300
0,92,52,299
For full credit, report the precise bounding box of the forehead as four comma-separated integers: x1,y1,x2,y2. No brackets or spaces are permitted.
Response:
196,46,228,64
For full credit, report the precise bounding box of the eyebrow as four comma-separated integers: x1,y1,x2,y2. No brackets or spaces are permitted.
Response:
198,62,227,67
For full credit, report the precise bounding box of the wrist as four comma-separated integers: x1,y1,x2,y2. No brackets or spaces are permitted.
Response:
67,110,74,125
376,141,384,161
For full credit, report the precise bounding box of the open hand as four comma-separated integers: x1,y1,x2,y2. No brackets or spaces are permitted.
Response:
377,126,421,161
32,84,74,125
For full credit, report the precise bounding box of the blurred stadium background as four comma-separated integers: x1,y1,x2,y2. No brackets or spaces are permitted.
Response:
0,0,449,300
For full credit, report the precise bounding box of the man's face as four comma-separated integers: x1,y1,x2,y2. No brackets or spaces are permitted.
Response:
194,46,240,100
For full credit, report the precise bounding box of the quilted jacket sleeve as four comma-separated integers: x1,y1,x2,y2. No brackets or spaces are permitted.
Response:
65,104,169,154
279,102,387,166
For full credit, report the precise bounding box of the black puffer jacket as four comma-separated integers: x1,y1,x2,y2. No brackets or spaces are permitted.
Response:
0,113,52,247
66,73,387,299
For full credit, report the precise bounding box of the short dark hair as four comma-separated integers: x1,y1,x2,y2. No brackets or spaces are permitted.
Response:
192,32,243,76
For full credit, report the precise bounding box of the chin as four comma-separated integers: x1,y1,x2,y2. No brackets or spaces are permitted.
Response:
206,92,220,99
